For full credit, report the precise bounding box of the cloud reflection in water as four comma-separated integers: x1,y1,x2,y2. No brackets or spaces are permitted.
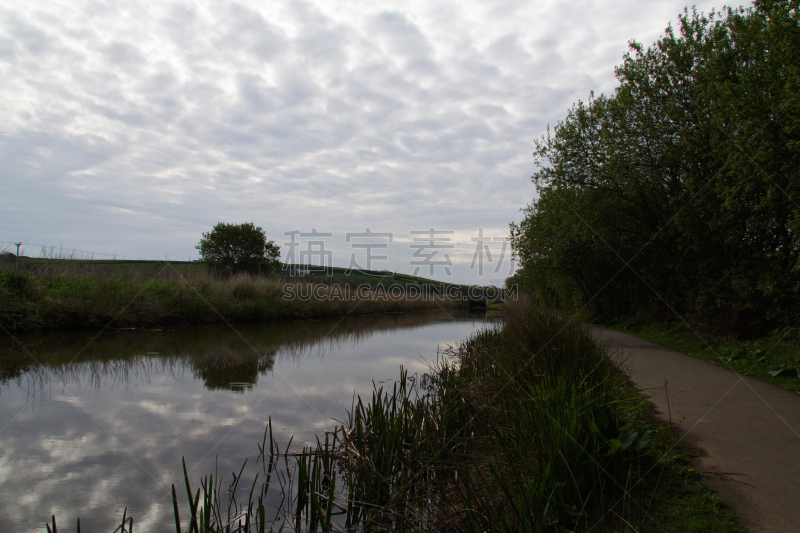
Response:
0,309,494,531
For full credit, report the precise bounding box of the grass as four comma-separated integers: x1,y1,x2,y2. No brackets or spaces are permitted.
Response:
0,262,459,333
280,263,506,304
9,255,476,294
600,318,800,392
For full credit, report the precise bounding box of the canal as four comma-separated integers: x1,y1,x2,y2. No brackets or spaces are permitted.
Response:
0,309,495,531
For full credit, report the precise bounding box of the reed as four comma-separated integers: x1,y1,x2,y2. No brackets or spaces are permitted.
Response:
0,267,456,332
46,510,131,533
319,300,657,531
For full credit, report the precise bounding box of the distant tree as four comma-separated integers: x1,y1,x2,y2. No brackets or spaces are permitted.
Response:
196,222,281,275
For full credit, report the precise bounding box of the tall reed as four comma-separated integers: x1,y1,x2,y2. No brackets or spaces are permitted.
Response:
0,267,455,332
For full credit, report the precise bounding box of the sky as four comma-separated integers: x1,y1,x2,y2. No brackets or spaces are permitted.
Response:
0,0,745,286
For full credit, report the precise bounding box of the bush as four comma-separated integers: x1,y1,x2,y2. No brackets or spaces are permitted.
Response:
0,271,28,295
196,222,281,276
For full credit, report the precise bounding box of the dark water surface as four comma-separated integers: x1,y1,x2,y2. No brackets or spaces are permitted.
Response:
0,309,494,532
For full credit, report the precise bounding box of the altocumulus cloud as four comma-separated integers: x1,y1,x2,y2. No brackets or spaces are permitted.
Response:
0,0,740,285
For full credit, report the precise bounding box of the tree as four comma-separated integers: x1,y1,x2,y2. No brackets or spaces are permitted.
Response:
196,222,281,275
511,2,800,335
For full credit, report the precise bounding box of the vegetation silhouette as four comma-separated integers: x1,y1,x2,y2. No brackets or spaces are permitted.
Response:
510,1,800,336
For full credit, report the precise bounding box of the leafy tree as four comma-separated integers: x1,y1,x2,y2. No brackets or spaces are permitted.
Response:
511,2,800,335
196,222,281,275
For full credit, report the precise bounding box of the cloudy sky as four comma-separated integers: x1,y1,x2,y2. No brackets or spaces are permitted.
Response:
0,0,743,285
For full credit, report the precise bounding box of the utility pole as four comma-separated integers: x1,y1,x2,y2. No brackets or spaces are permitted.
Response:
15,242,22,271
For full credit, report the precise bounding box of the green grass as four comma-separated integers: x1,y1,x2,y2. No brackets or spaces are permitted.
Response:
644,462,745,532
280,263,482,297
600,318,800,392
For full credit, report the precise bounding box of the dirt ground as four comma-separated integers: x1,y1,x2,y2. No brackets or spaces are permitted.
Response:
591,327,800,533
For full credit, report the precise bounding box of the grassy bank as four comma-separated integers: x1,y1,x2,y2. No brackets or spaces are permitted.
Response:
159,301,743,532
0,265,457,333
601,318,800,392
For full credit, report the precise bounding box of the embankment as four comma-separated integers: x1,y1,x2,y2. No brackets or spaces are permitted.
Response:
0,268,457,332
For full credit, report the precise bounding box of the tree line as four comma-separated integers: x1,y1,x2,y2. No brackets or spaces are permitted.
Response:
509,1,800,336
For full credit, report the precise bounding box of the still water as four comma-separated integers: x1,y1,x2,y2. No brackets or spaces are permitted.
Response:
0,309,494,532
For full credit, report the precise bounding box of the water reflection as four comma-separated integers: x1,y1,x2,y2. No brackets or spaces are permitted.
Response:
1,310,487,397
0,309,493,532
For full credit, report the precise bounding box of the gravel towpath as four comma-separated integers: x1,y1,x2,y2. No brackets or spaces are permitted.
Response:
591,327,800,533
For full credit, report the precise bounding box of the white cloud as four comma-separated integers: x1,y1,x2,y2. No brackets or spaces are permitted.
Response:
0,0,744,284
